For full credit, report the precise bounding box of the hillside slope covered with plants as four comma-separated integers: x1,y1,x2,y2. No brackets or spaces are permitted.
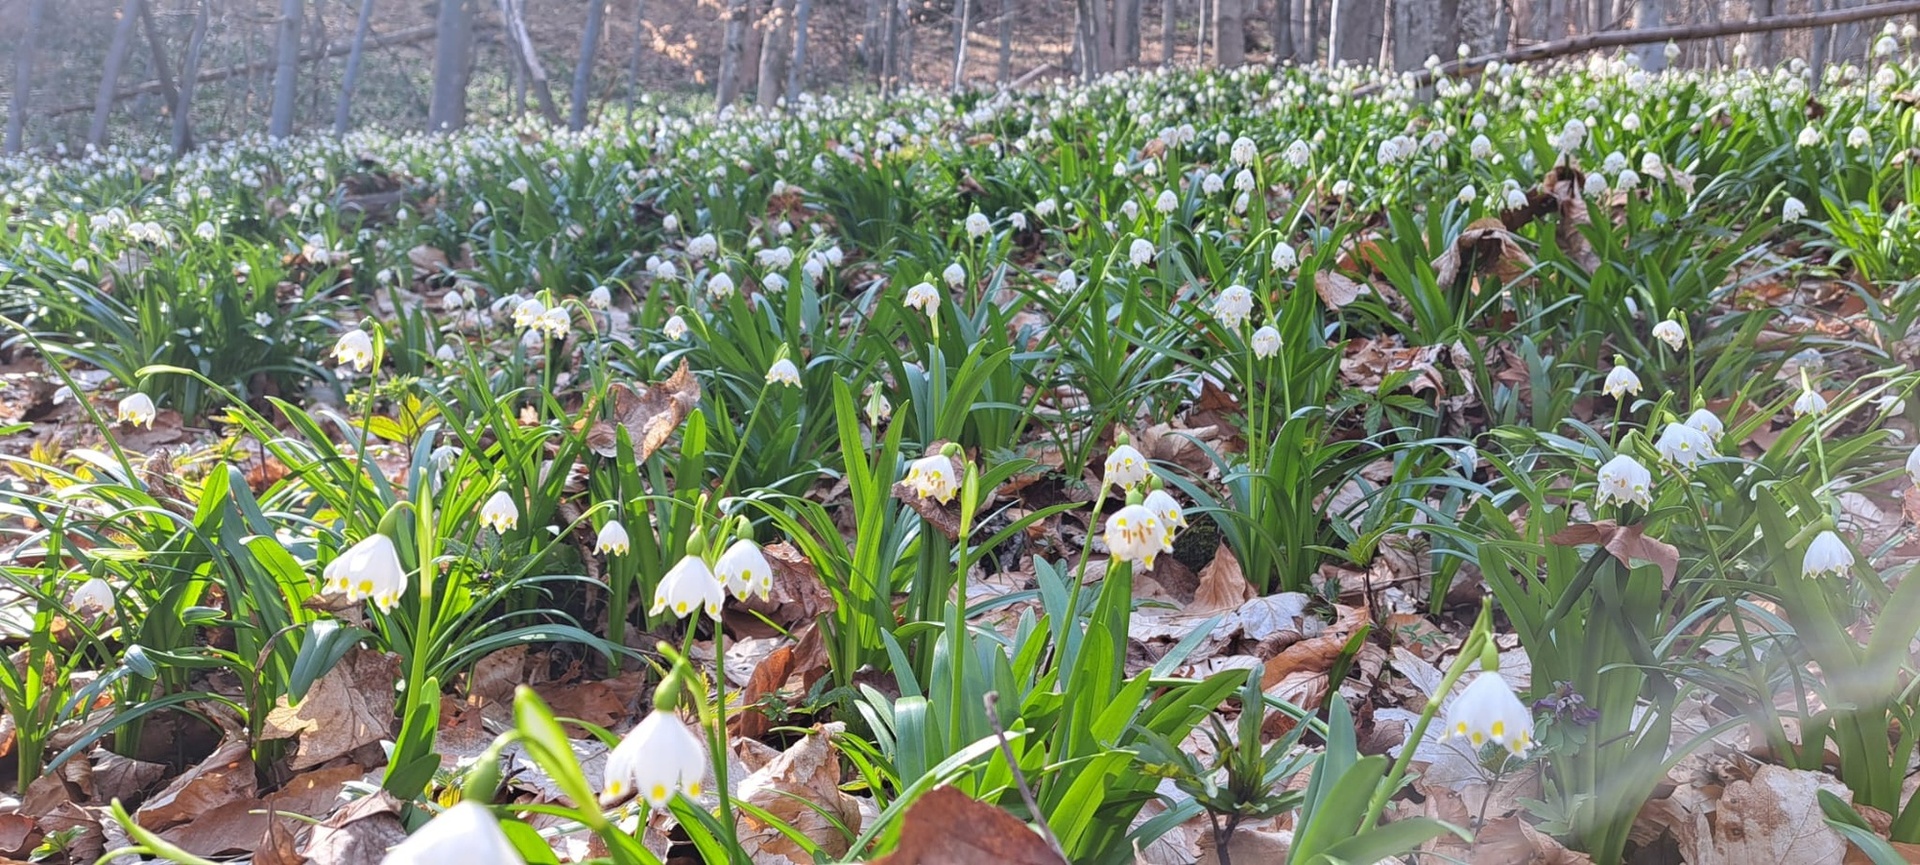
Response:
2,39,1920,864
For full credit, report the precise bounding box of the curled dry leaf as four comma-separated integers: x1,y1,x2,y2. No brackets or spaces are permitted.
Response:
1432,218,1535,288
1637,765,1851,865
302,790,408,865
136,736,257,830
1314,269,1372,311
1187,544,1254,615
871,785,1067,865
1548,520,1679,587
261,647,400,770
586,360,702,459
735,723,864,863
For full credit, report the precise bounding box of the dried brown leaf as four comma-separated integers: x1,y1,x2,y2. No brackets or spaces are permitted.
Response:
261,647,399,770
1187,544,1254,615
1432,218,1534,287
871,786,1066,865
586,360,702,459
136,737,256,830
736,724,864,863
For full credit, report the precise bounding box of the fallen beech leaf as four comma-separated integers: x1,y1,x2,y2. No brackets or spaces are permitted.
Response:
136,736,257,830
731,643,795,740
0,813,39,857
1639,765,1850,865
586,360,702,459
1548,521,1678,586
302,790,407,865
1469,815,1592,864
537,670,645,735
871,786,1066,865
736,724,863,862
262,647,399,770
1433,218,1534,288
1187,544,1254,614
1314,270,1371,310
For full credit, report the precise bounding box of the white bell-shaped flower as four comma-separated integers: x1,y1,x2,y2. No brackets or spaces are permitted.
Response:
588,285,613,309
715,538,773,601
1143,489,1186,546
1906,445,1920,488
1782,196,1808,223
1654,422,1714,470
1270,241,1297,272
1155,190,1178,213
1685,408,1725,443
1792,386,1828,417
707,272,736,299
1212,285,1255,329
70,577,115,616
379,801,524,865
323,533,407,613
1104,504,1167,569
1128,238,1156,267
1595,454,1653,508
1602,365,1642,400
905,281,941,316
1251,326,1281,359
604,710,708,806
1802,530,1855,578
1104,443,1151,489
511,298,546,330
651,555,724,619
766,358,802,388
332,329,374,370
1652,320,1685,350
596,519,630,555
1445,673,1534,757
964,212,990,238
904,454,959,504
117,392,156,428
664,315,689,340
942,262,966,287
480,491,520,533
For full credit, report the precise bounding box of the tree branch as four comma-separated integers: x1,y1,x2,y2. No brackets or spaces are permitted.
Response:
1358,0,1920,95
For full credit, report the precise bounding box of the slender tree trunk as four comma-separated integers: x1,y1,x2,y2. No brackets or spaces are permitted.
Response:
571,0,608,128
717,0,750,107
881,0,900,91
1162,0,1177,64
1635,0,1666,68
626,0,647,112
5,0,48,154
269,0,302,138
1213,0,1245,65
501,0,562,123
950,0,970,89
173,0,209,154
89,0,144,150
1273,0,1294,61
760,0,795,105
1460,0,1498,52
1332,0,1383,63
742,0,765,100
1117,0,1143,66
1090,0,1114,72
428,0,472,131
1199,0,1211,63
334,0,376,135
1757,0,1776,65
998,0,1014,81
1809,0,1829,91
862,0,883,72
788,0,814,100
138,0,181,120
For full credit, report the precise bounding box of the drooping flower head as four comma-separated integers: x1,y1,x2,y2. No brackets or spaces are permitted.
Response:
651,555,723,620
322,533,407,613
480,491,519,533
117,392,156,428
1104,501,1167,570
1654,422,1714,470
904,453,960,504
715,537,773,602
1445,672,1534,757
378,801,524,865
604,710,708,807
1802,530,1854,578
596,519,631,556
1212,285,1255,329
332,328,375,370
1595,454,1653,509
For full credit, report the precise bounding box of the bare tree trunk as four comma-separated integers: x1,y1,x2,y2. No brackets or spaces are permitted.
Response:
5,0,48,154
1198,0,1211,63
1460,0,1499,52
89,0,144,150
760,0,795,105
1273,0,1295,61
862,0,882,71
1756,0,1776,64
951,0,972,88
173,0,209,154
1090,0,1114,71
1635,0,1667,68
1809,0,1829,91
334,0,376,135
788,0,814,100
880,0,900,91
626,0,647,111
999,0,1014,81
139,0,182,121
1117,0,1143,66
1213,0,1245,64
501,0,562,123
1161,0,1178,65
428,0,472,131
717,0,750,107
269,0,302,138
571,0,608,129
741,0,766,100
1303,0,1317,62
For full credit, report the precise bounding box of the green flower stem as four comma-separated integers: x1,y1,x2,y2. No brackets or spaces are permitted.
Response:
715,380,772,499
1363,602,1492,829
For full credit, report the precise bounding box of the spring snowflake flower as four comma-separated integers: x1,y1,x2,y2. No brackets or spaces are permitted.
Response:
1034,197,1057,218
662,213,680,233
865,388,892,426
1143,488,1187,545
1213,285,1255,329
766,358,802,387
1202,173,1225,194
1596,454,1653,508
1284,139,1311,168
1502,186,1529,211
1104,503,1166,569
605,710,708,806
755,246,795,269
1234,169,1257,192
507,177,530,195
512,297,546,329
332,329,375,370
537,306,570,338
1230,136,1257,165
707,272,736,300
480,491,520,533
117,392,156,428
1615,169,1640,191
1664,41,1681,61
1782,196,1808,223
965,212,990,239
1155,190,1179,214
1602,364,1642,400
378,801,522,865
1251,325,1281,358
715,538,773,601
651,555,723,619
323,533,406,613
663,315,689,340
1652,320,1685,350
1792,386,1828,417
1584,173,1609,197
1655,422,1714,469
1445,673,1534,757
655,260,678,280
1008,212,1027,232
1906,445,1920,487
1802,530,1855,577
687,233,718,258
763,273,788,293
1640,153,1664,175
1876,34,1899,56
1104,443,1151,489
1847,126,1871,149
1129,238,1156,267
1271,241,1297,272
1458,184,1477,204
596,520,630,555
71,577,114,616
943,262,966,287
905,281,941,316
194,221,216,241
1057,269,1078,293
1470,134,1493,160
1621,112,1642,132
904,454,959,503
472,201,488,219
1685,408,1725,443
1797,125,1823,148
1120,200,1141,221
